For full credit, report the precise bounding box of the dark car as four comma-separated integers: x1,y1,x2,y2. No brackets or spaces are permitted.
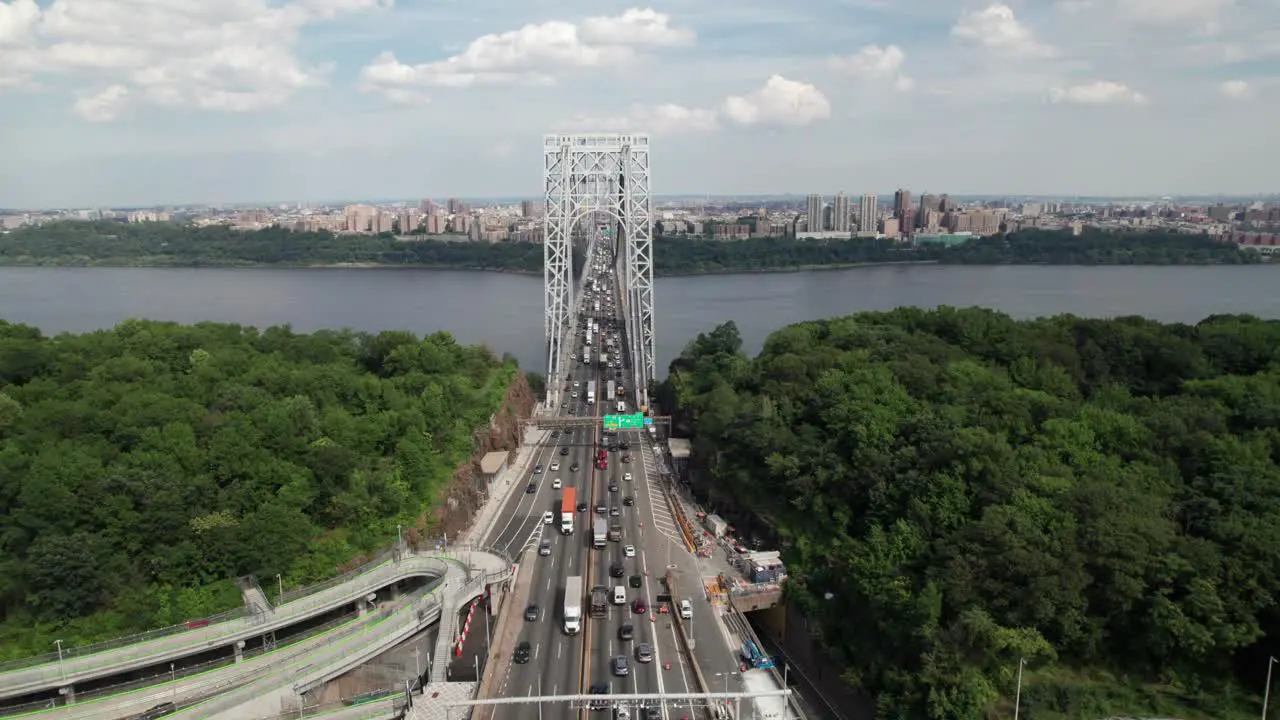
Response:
629,574,642,588
610,506,620,517
138,704,176,720
609,482,619,493
610,562,625,578
560,447,570,456
589,683,609,710
552,430,561,437
596,504,607,515
577,502,589,513
621,455,631,463
616,371,623,378
525,604,539,621
620,441,630,450
534,464,543,474
526,483,537,494
632,598,647,614
623,496,634,506
642,707,661,720
609,444,620,452
570,462,580,472
618,623,634,641
514,641,532,664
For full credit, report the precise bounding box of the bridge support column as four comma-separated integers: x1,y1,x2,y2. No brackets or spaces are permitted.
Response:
234,640,245,663
58,685,75,705
358,602,367,618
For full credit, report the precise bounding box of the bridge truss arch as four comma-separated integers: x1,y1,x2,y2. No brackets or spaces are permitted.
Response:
543,133,654,411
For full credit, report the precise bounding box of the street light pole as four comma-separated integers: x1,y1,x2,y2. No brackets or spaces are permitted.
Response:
54,640,65,681
1264,656,1278,720
398,524,404,551
171,662,176,701
1013,657,1026,720
538,676,544,720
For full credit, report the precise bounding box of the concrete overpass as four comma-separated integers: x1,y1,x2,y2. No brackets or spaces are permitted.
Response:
0,548,509,718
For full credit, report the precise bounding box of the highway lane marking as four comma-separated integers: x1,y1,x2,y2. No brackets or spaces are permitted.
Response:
489,439,560,553
663,614,695,716
535,643,541,661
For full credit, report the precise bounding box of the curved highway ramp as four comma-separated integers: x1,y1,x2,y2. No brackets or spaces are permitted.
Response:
0,548,510,720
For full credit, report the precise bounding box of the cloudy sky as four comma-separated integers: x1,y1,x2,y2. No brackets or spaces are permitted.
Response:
0,0,1276,207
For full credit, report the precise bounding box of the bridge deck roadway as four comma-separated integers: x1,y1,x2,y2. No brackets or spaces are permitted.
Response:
0,550,509,716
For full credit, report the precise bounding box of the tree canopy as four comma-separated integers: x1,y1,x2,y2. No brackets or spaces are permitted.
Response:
0,221,543,272
0,222,1262,275
0,319,515,658
660,310,1280,719
653,229,1261,274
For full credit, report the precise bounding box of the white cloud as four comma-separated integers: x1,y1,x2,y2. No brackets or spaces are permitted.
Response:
579,8,695,47
359,8,693,97
559,103,719,134
721,75,830,128
953,4,1056,57
1219,79,1253,100
1048,80,1147,105
73,83,127,121
0,0,389,118
1111,0,1234,27
828,45,914,90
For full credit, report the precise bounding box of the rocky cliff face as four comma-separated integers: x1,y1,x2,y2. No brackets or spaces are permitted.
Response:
420,370,536,542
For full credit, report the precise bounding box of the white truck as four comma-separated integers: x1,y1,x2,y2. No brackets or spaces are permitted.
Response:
586,381,596,405
564,576,583,635
593,517,607,548
599,352,609,368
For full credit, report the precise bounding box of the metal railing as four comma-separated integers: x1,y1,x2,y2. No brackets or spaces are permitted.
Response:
0,541,511,680
0,610,367,718
0,604,252,675
281,547,401,604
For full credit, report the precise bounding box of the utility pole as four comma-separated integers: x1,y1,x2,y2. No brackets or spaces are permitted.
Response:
1264,656,1278,720
277,574,284,606
1013,657,1026,720
54,640,65,681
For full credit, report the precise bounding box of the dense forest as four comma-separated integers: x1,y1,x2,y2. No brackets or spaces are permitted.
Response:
0,320,516,659
0,222,1263,275
654,229,1261,274
0,221,544,272
659,311,1280,720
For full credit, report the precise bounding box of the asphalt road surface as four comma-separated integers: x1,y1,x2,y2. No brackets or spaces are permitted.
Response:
492,258,691,720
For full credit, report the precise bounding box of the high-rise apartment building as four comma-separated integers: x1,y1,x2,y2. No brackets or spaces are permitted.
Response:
893,189,912,217
521,200,536,218
832,192,851,232
806,194,824,232
859,194,878,233
917,194,940,228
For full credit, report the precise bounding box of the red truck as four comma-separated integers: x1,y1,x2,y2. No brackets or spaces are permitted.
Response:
560,487,576,535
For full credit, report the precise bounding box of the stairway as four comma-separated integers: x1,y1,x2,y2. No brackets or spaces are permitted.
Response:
240,577,275,616
429,592,458,684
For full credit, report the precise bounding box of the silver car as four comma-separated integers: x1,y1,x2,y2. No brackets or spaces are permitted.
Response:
636,643,653,663
613,654,630,676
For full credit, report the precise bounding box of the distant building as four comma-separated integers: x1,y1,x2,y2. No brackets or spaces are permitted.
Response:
831,192,851,232
806,194,824,233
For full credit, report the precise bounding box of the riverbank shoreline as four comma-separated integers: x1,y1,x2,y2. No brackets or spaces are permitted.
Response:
0,257,1266,276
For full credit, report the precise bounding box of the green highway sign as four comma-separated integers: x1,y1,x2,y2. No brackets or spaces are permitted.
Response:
603,413,645,430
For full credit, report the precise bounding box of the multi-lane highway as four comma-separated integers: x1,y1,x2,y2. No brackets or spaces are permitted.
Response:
485,254,691,719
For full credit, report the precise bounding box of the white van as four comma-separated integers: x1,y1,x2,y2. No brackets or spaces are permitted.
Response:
613,586,627,605
616,401,626,413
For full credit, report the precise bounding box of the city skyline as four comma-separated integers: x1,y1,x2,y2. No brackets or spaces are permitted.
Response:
1,0,1278,207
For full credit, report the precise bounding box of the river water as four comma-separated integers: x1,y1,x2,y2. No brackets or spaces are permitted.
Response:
1,265,1277,372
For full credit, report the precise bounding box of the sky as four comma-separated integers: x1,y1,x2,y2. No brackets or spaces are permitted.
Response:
0,0,1277,208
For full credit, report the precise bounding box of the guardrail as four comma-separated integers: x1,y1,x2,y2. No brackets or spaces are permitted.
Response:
0,610,367,718
281,548,401,605
0,541,510,689
0,604,252,676
292,586,447,694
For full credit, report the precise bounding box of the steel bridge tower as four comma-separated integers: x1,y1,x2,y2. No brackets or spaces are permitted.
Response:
543,133,654,411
